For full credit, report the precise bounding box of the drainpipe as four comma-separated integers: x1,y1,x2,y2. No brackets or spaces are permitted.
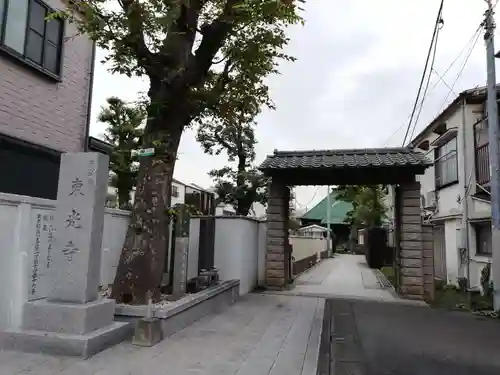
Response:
83,41,97,152
461,98,471,286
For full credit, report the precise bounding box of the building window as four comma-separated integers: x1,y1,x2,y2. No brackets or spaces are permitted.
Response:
172,185,179,198
0,0,64,77
435,137,458,187
475,222,492,256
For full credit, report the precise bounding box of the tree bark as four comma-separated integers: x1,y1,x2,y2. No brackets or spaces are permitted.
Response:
117,183,130,210
111,90,186,304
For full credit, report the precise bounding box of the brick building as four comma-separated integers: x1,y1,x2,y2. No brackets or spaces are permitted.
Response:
0,0,95,200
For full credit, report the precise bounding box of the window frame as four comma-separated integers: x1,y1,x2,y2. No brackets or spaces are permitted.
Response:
475,222,492,256
171,185,179,198
0,0,64,81
434,136,459,189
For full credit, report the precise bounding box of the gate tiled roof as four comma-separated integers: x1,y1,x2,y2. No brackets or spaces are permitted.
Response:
260,148,431,170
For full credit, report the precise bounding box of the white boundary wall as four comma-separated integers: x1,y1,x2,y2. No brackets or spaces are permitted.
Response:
0,193,129,330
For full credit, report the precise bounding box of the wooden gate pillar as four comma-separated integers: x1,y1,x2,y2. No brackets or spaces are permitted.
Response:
265,178,289,289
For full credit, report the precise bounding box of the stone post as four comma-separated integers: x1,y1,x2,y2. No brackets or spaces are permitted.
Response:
265,179,287,289
1,153,132,358
171,205,190,300
398,181,425,300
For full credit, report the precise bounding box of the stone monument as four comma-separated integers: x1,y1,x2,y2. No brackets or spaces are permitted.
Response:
171,205,190,300
0,153,132,357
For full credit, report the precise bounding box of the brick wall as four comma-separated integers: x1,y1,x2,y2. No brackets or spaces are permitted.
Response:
0,0,94,153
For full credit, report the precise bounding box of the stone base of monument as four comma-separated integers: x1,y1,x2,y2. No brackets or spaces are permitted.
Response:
0,299,133,358
132,318,163,347
115,280,239,340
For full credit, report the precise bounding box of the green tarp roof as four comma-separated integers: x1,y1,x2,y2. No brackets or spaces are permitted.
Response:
300,191,352,225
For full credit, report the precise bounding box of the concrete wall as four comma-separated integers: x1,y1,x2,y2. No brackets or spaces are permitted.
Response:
213,217,261,295
0,0,94,153
289,236,325,261
0,192,129,330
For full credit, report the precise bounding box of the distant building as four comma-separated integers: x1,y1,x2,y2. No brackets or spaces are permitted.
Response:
300,190,353,244
296,224,329,239
90,136,215,214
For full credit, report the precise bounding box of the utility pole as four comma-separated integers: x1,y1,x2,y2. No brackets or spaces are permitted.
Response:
326,186,332,257
485,0,500,309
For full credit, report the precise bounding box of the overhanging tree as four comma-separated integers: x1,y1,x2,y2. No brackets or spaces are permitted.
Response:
337,185,388,228
61,0,303,304
197,97,268,215
99,97,144,209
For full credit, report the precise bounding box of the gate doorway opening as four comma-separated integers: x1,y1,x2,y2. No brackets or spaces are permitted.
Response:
260,147,434,301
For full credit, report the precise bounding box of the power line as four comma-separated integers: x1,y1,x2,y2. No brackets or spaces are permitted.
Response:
430,68,457,96
401,0,444,146
409,19,443,141
382,23,483,146
295,186,321,209
436,29,481,115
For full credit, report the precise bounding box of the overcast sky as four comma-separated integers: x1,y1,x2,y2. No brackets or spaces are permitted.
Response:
89,0,497,212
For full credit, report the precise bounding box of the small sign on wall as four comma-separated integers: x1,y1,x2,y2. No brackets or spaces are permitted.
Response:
28,209,56,301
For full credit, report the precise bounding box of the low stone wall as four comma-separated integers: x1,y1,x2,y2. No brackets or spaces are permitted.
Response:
293,254,318,275
115,280,240,339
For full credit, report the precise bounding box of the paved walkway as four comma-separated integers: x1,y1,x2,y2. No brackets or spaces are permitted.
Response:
277,254,400,302
0,294,323,375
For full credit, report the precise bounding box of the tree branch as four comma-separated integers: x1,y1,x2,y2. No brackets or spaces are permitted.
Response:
117,0,154,72
159,0,207,68
187,0,242,86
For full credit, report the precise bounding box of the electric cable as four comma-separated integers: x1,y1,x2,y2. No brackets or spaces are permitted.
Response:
402,0,445,146
294,186,321,209
436,29,482,115
383,19,482,146
409,19,444,141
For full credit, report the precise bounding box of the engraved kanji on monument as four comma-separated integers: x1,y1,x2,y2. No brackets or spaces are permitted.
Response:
1,153,132,358
49,152,109,303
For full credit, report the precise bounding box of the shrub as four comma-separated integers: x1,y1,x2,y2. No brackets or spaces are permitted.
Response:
458,277,468,293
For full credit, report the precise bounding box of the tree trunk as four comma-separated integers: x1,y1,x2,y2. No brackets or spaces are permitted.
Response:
117,180,130,210
111,102,185,304
235,146,248,216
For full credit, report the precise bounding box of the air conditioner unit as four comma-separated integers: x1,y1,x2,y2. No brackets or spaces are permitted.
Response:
424,190,437,209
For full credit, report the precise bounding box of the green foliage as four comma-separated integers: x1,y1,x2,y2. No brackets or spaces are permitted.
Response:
481,263,493,297
208,166,268,216
59,1,303,119
336,185,388,228
289,217,301,231
197,62,270,217
99,97,145,209
59,0,304,304
105,193,118,208
457,277,468,293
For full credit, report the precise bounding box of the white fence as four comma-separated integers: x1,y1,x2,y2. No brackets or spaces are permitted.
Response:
289,235,326,261
0,194,328,330
0,193,129,330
